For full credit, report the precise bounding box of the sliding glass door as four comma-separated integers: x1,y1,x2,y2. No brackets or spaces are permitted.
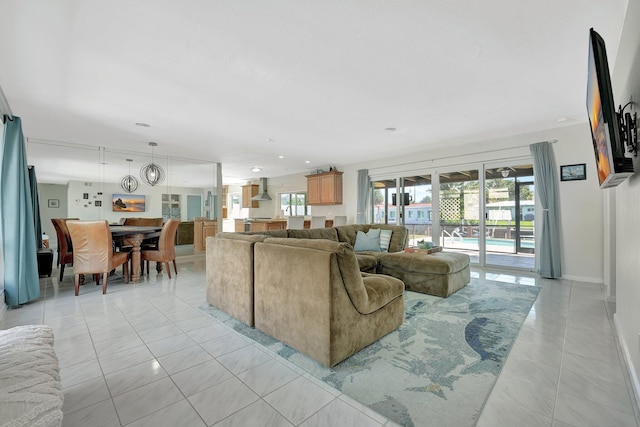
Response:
370,159,534,271
399,175,433,246
438,169,480,260
484,164,535,269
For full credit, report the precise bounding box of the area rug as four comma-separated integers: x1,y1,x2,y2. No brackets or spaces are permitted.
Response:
201,278,540,427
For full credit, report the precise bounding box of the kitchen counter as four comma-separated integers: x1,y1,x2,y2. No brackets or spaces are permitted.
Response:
248,219,287,232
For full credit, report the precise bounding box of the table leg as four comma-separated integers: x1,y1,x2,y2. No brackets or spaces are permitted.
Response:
127,234,144,283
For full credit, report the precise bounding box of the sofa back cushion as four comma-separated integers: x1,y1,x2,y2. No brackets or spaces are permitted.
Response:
287,227,339,241
336,225,408,253
261,238,372,313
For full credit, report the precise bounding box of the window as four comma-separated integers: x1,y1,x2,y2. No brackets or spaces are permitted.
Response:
280,192,310,216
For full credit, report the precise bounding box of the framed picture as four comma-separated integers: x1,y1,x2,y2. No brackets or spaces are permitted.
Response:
560,164,587,181
48,199,59,208
112,194,146,212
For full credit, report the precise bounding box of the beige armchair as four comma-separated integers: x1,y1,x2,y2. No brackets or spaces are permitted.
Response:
253,238,404,367
140,219,181,278
66,220,130,296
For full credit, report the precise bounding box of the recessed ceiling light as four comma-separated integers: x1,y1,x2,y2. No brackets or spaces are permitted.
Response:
135,122,151,128
385,127,397,132
250,166,262,172
305,160,310,164
278,155,284,159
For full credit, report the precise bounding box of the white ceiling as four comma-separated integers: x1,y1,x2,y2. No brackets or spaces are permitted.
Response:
0,0,629,187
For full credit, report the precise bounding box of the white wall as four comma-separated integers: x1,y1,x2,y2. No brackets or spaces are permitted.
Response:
610,0,640,407
38,183,69,249
38,180,212,248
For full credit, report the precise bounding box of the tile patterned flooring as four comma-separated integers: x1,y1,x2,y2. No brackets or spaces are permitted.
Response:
1,256,639,426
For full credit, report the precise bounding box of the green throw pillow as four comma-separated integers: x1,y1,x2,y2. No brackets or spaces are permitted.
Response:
353,229,381,252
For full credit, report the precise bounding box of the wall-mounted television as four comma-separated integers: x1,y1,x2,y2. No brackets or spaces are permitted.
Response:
586,28,634,189
112,194,146,212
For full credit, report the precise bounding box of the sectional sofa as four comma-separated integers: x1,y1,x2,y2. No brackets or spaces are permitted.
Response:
206,224,470,366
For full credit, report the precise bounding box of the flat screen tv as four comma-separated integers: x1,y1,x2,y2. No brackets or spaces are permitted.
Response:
586,28,634,188
112,194,146,212
392,192,411,206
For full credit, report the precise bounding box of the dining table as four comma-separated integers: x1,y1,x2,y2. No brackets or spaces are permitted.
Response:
110,225,162,283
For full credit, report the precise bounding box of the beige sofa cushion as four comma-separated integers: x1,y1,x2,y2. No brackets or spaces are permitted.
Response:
261,238,402,315
287,227,339,241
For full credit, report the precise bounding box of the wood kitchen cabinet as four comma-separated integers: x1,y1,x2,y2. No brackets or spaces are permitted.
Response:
194,218,217,251
241,184,259,208
306,170,343,205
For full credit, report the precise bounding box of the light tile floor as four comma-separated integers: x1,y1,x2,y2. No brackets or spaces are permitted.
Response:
1,257,639,427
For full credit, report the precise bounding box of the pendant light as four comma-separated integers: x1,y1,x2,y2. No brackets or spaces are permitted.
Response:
120,158,139,193
140,141,165,186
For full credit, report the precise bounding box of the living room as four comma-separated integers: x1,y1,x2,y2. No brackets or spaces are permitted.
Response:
1,1,640,426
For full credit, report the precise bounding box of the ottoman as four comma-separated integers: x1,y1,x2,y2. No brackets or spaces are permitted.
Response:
379,251,470,297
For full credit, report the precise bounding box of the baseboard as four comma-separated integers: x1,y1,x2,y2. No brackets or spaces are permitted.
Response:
614,313,640,414
561,274,603,284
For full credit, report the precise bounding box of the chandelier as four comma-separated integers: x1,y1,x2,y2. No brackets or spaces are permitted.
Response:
120,158,139,193
140,142,165,186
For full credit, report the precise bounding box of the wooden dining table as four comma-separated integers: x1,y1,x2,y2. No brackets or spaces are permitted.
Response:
110,225,162,283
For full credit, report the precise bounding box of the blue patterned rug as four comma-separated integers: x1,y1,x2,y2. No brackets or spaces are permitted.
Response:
201,278,540,426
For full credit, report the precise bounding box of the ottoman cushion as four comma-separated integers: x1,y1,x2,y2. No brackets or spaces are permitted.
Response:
381,251,469,274
379,251,470,298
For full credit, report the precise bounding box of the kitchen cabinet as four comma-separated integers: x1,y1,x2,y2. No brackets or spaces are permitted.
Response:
249,220,287,232
162,194,181,220
306,170,343,205
194,218,217,251
241,184,259,208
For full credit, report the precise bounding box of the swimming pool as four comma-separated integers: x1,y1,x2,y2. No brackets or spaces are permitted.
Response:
459,237,535,249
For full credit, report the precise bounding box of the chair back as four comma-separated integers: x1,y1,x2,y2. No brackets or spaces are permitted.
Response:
310,216,326,229
51,218,77,253
157,219,181,256
124,217,164,226
286,216,305,230
333,216,347,226
66,220,112,274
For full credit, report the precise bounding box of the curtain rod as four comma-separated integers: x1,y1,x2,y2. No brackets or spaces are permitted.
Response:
0,85,14,123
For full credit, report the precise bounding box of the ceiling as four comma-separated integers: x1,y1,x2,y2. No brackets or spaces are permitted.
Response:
0,1,629,187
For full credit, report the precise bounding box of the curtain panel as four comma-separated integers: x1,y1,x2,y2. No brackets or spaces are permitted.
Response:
530,141,562,278
356,169,370,224
1,116,40,306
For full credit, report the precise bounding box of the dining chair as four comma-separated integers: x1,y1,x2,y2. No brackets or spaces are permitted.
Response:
333,215,347,226
286,216,305,230
140,219,181,278
51,218,78,282
310,216,326,229
66,220,130,296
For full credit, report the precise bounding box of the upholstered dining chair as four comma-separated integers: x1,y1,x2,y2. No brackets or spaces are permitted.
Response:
51,218,78,282
333,215,347,226
310,216,326,229
66,220,130,296
286,216,305,230
140,219,181,279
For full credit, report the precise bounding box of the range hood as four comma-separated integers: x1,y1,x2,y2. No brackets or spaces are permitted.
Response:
251,177,272,201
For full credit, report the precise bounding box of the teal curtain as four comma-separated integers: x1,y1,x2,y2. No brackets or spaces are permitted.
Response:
530,141,562,278
28,166,43,248
1,116,40,306
356,169,369,224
